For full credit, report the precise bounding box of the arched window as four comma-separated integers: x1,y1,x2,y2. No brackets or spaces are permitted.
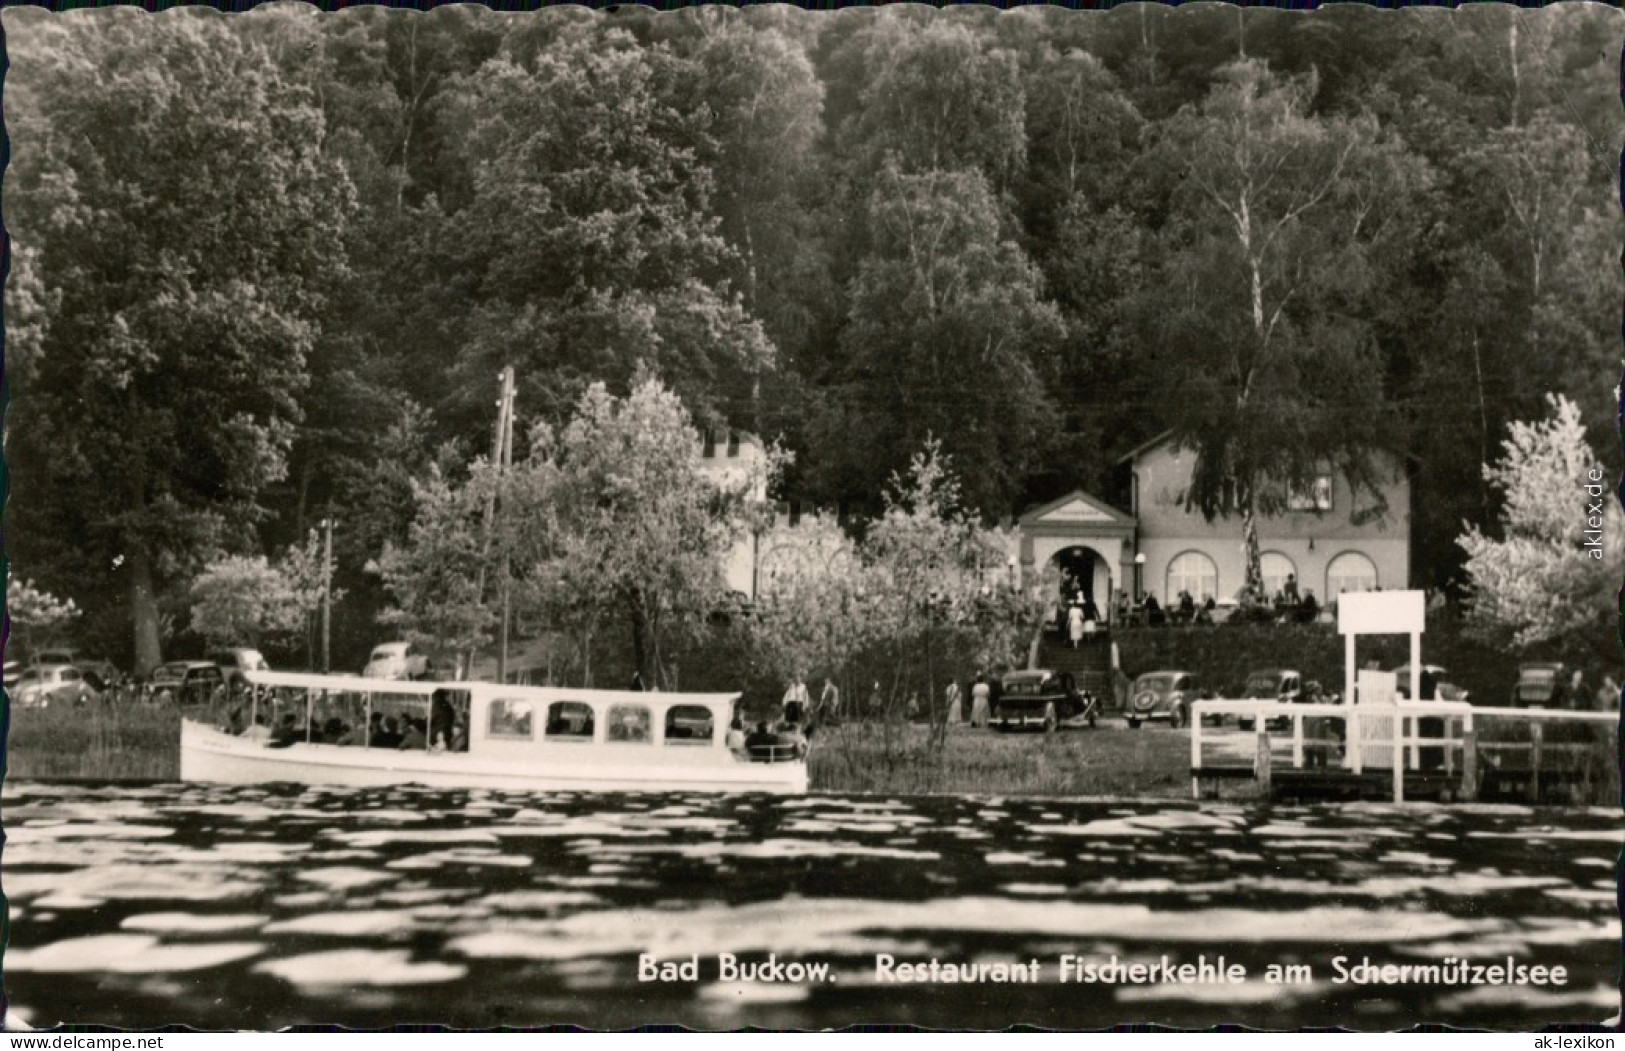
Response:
1165,551,1218,603
606,704,652,744
544,701,594,741
665,705,715,746
487,698,535,740
1260,552,1297,598
1326,551,1378,597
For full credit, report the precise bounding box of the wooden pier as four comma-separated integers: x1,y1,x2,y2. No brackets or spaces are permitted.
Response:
1189,700,1616,804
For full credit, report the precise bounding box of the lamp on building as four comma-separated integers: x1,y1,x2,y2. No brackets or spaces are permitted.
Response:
1133,552,1146,601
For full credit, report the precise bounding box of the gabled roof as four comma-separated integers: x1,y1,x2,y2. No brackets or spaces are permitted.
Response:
1017,489,1136,529
1115,429,1176,466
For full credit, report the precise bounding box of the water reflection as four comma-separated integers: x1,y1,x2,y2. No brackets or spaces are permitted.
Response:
2,782,1618,1029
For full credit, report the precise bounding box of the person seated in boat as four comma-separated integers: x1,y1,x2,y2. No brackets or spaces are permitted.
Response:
745,721,778,759
371,715,403,749
239,713,273,742
267,713,303,749
725,715,747,752
776,720,809,761
220,703,246,736
321,717,347,744
398,717,427,751
333,721,364,747
450,715,469,753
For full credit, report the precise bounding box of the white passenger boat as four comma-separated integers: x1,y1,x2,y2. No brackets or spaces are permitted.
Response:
180,670,807,794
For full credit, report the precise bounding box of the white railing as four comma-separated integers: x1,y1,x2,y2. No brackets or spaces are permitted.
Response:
1188,699,1615,803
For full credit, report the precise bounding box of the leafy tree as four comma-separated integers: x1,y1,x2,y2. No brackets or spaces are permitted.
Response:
864,439,1015,746
6,12,354,672
432,22,773,433
8,579,81,661
752,515,874,693
679,13,825,374
536,379,767,686
187,556,302,649
832,14,1026,187
369,458,502,675
1458,394,1621,660
822,165,1064,516
1148,59,1420,598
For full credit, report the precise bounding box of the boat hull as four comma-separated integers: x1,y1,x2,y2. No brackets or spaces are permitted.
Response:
180,720,808,794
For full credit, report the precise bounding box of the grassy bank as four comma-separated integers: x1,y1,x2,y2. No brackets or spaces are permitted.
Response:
808,722,1195,798
2,702,1195,796
5,702,1611,805
6,703,181,781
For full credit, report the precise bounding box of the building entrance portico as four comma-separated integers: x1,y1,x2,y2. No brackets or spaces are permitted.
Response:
1013,491,1138,618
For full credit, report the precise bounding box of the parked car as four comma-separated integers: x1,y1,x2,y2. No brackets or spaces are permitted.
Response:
12,663,98,708
28,648,122,691
995,668,1097,731
148,661,226,707
1125,670,1207,729
1391,663,1470,704
209,647,269,687
363,641,432,681
1234,669,1304,731
1511,662,1571,708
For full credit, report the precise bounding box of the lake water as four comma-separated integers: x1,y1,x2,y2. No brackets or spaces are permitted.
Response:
2,781,1619,1030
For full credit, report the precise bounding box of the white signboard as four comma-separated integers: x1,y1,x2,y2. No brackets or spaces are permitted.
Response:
1354,670,1398,771
1337,590,1425,636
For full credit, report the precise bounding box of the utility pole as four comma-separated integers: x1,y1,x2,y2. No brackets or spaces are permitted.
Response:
320,516,333,674
497,367,516,684
470,367,516,682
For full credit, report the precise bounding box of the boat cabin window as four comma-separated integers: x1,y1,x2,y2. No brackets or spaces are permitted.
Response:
545,701,595,740
664,705,715,745
488,698,535,740
606,704,652,743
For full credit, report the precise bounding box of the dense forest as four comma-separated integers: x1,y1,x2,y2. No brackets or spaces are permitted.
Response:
5,4,1620,672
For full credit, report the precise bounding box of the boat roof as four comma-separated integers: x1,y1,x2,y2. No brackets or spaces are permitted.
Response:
243,670,447,695
461,681,741,707
241,670,741,707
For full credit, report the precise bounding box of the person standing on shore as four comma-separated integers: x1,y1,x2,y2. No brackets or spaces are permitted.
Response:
945,680,962,725
782,674,809,723
819,677,840,724
970,674,992,728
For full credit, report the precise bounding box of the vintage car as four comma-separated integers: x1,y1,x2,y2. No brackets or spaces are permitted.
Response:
1125,670,1206,729
209,647,270,687
1510,662,1572,708
149,660,226,707
11,663,99,709
996,668,1097,731
1234,669,1304,732
363,641,434,681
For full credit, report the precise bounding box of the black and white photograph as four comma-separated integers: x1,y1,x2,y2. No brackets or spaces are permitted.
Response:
1,1,1621,1031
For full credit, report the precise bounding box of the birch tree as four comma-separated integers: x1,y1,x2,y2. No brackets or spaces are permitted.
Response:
1458,394,1622,658
1152,59,1419,598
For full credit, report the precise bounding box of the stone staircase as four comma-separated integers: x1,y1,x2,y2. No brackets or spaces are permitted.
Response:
1035,630,1126,712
